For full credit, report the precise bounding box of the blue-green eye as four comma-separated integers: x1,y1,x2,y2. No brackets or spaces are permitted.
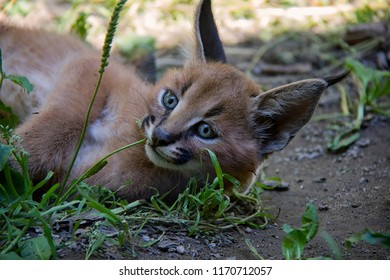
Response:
162,89,179,110
197,123,216,139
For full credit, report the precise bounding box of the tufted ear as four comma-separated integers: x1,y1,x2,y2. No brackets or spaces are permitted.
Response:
194,0,226,63
251,73,349,155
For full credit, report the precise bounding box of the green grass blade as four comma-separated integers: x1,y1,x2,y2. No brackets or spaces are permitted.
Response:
78,188,121,225
85,234,106,260
204,148,224,190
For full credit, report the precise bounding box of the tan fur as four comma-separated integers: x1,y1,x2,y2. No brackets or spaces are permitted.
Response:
0,0,345,201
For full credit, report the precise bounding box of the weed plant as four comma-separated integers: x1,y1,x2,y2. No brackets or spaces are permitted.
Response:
327,58,390,152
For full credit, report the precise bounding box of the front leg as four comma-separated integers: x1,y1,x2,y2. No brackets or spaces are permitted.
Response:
14,57,108,184
15,109,84,183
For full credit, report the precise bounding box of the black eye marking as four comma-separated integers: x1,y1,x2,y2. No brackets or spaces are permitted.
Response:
161,89,179,110
204,104,225,119
173,147,192,165
181,81,193,96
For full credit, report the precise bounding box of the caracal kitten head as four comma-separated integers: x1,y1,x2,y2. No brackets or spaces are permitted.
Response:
141,0,348,193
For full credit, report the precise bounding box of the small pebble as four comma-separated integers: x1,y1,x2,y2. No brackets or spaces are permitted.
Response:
176,245,186,254
357,138,371,148
359,177,369,184
142,235,151,242
318,203,329,211
158,239,177,250
313,177,327,183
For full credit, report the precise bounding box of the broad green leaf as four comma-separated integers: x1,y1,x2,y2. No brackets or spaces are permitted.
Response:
19,236,52,260
0,143,13,171
346,229,390,249
362,231,390,248
71,12,91,40
283,223,294,234
301,203,319,241
282,231,307,260
6,75,34,93
0,100,19,127
0,252,24,260
281,203,319,259
346,58,390,106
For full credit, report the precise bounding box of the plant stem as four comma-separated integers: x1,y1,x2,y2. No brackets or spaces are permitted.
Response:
57,138,145,205
58,0,129,200
1,220,32,254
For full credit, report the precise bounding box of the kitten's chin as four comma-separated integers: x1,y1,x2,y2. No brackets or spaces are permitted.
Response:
145,145,201,174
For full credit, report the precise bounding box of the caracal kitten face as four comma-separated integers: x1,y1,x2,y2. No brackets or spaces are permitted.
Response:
0,0,347,201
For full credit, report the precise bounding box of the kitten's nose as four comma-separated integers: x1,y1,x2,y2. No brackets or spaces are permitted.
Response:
152,127,176,147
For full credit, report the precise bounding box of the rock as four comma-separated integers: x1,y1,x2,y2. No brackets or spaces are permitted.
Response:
313,177,327,183
295,145,324,161
359,177,369,184
176,245,186,254
261,179,290,191
158,238,178,251
142,235,151,242
357,138,371,148
318,203,329,211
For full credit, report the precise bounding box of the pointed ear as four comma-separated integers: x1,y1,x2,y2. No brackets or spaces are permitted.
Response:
194,0,227,63
251,73,348,155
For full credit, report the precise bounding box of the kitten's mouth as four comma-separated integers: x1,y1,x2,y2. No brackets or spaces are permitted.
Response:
149,145,175,164
145,143,192,169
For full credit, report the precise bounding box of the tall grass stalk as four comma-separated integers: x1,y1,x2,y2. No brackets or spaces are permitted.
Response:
59,0,129,198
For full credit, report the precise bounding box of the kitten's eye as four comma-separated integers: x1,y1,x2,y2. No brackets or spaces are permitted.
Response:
162,89,179,110
197,123,216,139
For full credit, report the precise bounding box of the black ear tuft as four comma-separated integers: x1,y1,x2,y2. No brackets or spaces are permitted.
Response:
195,0,227,63
324,71,350,87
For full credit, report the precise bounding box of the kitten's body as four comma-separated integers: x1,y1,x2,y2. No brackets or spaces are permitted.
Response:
0,1,346,201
